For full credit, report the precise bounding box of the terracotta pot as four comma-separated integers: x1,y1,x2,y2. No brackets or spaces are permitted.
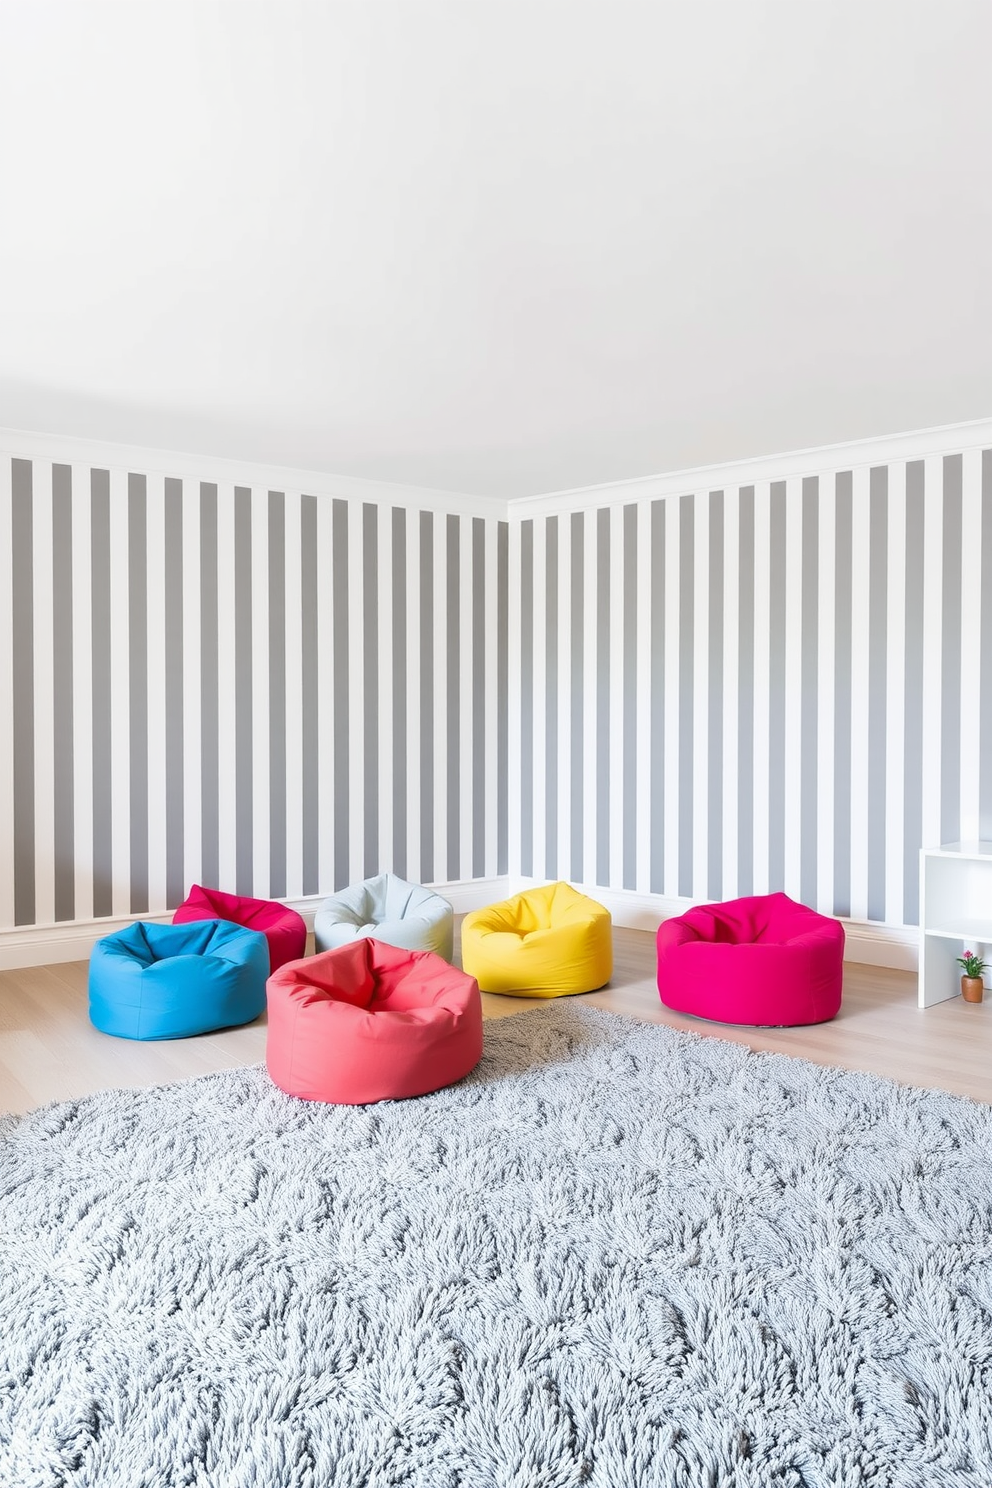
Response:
961,976,985,1004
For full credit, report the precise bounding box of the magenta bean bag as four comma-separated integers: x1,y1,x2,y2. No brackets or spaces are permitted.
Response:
656,892,844,1027
173,884,307,973
266,939,483,1105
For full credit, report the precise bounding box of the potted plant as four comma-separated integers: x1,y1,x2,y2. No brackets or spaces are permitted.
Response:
956,950,986,1003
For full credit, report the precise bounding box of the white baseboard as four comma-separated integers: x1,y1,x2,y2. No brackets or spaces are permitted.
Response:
0,913,174,971
426,877,510,915
0,876,919,975
0,877,511,972
508,878,920,973
840,921,919,972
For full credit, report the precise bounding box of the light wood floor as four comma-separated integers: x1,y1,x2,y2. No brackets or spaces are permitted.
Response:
1,925,990,1115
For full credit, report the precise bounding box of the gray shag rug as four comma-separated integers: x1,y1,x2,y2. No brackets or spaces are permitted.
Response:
2,1005,991,1488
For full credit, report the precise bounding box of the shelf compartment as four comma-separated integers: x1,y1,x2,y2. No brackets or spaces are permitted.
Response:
919,845,992,1007
921,922,992,943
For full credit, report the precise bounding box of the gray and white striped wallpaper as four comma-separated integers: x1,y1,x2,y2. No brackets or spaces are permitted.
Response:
511,448,992,927
3,437,989,939
0,458,508,931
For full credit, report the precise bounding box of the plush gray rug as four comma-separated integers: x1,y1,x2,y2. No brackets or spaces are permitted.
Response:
1,1004,991,1488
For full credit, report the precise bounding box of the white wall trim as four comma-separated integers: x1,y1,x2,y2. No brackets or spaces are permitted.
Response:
0,914,176,971
0,426,504,521
508,416,992,518
430,877,510,915
0,878,510,971
0,876,919,973
509,878,920,973
7,415,991,526
841,921,919,973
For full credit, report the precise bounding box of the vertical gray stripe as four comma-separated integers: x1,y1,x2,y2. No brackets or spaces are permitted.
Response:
649,500,665,893
767,481,787,892
419,511,434,884
833,471,853,917
707,492,724,898
545,516,558,881
472,517,485,878
163,478,184,908
496,521,508,875
867,468,888,919
91,469,112,918
941,454,962,846
233,487,253,896
737,486,755,897
301,495,319,895
128,473,148,914
52,464,74,922
332,499,350,888
268,492,286,897
519,520,534,878
622,505,637,890
979,451,992,838
596,507,610,888
902,461,925,923
445,514,459,881
11,459,35,926
570,512,584,881
364,504,379,877
392,508,407,877
199,483,219,889
800,476,819,907
678,494,694,897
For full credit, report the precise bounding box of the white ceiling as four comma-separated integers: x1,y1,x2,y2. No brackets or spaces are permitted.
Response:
0,0,989,498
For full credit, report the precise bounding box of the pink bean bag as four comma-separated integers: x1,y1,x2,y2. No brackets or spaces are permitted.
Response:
173,885,307,974
265,939,483,1104
656,892,844,1026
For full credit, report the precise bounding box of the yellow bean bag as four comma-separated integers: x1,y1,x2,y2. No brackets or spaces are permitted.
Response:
461,881,612,997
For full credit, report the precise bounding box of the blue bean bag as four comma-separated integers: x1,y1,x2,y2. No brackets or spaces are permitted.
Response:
89,919,269,1040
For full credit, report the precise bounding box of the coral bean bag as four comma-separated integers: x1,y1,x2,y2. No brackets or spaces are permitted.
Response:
314,873,454,961
266,939,482,1104
460,881,612,997
656,892,844,1026
173,884,307,973
89,918,269,1040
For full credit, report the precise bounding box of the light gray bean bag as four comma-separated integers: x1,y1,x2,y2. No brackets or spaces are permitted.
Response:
313,872,454,961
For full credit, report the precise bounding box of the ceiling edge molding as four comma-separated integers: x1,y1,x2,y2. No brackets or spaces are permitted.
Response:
507,416,992,519
5,413,991,523
0,425,507,521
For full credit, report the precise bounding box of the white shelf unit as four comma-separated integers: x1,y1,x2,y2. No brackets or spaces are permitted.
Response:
919,842,992,1007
